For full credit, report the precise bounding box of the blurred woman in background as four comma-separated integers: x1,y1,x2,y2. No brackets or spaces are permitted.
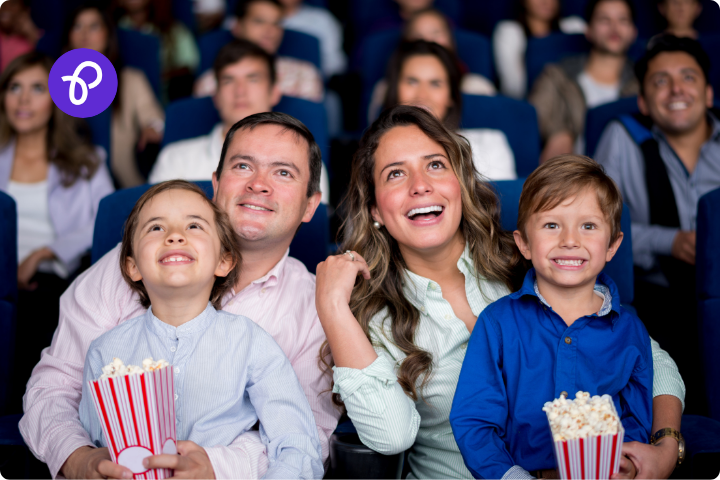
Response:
65,3,165,188
0,52,113,412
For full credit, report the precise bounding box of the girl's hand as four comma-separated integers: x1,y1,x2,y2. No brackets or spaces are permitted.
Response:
316,251,371,313
17,247,55,291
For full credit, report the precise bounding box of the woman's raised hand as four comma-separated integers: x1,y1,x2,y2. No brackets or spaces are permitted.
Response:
316,251,371,311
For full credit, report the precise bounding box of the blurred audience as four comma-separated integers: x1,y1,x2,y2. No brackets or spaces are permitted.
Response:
367,0,435,34
278,0,346,77
153,39,329,203
64,4,165,188
194,0,323,102
594,36,719,412
115,0,200,101
493,0,587,99
529,0,639,162
381,40,516,180
0,52,114,412
658,0,702,39
193,0,226,32
0,0,42,71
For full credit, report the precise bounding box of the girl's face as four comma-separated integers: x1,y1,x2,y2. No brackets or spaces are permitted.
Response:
405,13,453,50
371,125,464,256
4,65,53,136
525,0,559,22
125,189,232,300
69,9,109,53
397,55,453,122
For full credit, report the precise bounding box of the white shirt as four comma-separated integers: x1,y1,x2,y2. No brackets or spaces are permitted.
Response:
575,72,620,154
149,123,330,204
7,179,68,278
282,5,346,77
457,128,517,180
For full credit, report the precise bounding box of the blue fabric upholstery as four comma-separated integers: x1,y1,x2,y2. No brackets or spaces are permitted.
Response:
699,34,720,97
117,28,162,100
172,0,196,32
493,180,634,304
84,106,113,175
697,187,720,421
349,0,460,38
198,29,321,75
680,414,720,479
161,96,329,169
0,192,17,415
0,414,24,446
584,96,640,158
460,94,540,178
91,182,329,274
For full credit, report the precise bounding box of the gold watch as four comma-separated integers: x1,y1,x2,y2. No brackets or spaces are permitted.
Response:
650,428,685,465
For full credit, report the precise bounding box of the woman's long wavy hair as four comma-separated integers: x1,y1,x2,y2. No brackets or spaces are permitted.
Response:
323,105,526,404
0,52,100,187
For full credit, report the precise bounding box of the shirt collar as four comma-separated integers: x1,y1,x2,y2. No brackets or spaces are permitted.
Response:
511,268,621,322
145,302,216,339
402,244,475,312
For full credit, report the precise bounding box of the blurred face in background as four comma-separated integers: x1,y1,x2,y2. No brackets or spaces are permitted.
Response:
404,12,453,50
3,65,53,136
397,54,453,122
0,0,26,34
69,9,109,53
232,1,284,54
119,0,150,14
659,0,701,31
525,0,559,22
586,0,637,55
395,0,434,17
213,57,281,128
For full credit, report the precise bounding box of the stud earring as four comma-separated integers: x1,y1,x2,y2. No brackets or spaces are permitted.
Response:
373,221,382,230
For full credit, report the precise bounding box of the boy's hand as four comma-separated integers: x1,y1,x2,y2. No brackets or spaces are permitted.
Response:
143,440,215,479
613,440,677,479
612,454,637,479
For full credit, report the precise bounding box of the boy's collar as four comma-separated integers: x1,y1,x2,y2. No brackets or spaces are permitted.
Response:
510,268,622,322
146,302,216,339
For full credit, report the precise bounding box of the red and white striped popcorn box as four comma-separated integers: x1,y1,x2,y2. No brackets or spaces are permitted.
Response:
547,405,625,479
88,366,177,479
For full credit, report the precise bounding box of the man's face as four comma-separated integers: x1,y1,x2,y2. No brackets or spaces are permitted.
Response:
639,51,713,135
212,124,321,250
232,1,284,54
213,57,281,128
586,0,637,56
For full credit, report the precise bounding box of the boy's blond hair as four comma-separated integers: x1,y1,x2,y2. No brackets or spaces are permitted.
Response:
517,155,623,244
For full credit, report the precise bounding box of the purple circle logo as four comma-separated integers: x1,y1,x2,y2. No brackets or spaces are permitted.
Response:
49,48,118,118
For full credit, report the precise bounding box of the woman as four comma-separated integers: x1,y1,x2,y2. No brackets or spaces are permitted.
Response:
377,40,516,180
493,0,586,99
316,105,686,479
657,0,702,39
0,52,114,412
65,4,165,188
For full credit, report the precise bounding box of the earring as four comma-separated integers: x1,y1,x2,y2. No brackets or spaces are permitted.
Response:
373,221,382,230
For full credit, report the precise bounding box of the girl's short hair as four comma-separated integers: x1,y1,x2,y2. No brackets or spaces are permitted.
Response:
516,154,623,244
119,180,242,309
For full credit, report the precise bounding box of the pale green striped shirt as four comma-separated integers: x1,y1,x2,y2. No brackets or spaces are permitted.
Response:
333,246,685,479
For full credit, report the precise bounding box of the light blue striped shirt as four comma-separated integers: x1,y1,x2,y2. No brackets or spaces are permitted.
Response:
79,304,324,479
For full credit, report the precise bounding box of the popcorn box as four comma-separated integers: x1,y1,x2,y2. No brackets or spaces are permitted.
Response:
88,366,177,479
546,400,625,480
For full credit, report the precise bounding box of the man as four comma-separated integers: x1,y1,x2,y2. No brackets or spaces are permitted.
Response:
150,39,329,204
529,0,638,162
19,112,341,479
595,34,719,413
194,0,323,102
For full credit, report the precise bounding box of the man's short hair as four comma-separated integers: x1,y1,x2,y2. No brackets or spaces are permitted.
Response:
585,0,636,23
216,112,322,198
517,154,623,245
635,34,711,94
234,0,283,19
213,39,277,86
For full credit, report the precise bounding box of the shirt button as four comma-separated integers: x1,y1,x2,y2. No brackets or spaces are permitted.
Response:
565,337,572,345
174,393,179,401
461,342,468,350
560,391,568,398
170,347,176,352
420,306,426,313
429,283,436,290
175,368,180,374
444,314,451,320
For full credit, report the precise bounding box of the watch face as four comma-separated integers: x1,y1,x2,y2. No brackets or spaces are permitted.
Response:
679,437,686,463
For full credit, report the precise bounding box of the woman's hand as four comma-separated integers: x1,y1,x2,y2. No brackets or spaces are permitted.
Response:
315,251,371,315
17,247,55,291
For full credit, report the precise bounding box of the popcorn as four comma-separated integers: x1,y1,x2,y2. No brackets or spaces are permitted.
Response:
542,391,620,441
99,357,169,380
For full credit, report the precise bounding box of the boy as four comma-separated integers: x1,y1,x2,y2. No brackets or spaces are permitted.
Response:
449,155,652,479
78,181,323,479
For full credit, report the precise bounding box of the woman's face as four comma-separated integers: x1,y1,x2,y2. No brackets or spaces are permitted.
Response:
371,125,464,255
397,55,453,122
4,65,53,136
525,0,559,22
69,9,109,53
405,13,453,50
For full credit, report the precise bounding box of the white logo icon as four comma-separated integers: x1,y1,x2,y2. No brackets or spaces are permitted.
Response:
62,61,103,106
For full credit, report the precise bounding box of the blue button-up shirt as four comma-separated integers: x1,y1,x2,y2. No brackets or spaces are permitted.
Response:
79,304,324,479
450,269,653,479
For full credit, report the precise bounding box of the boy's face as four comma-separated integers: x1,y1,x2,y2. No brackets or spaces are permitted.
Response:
125,189,233,301
513,189,623,291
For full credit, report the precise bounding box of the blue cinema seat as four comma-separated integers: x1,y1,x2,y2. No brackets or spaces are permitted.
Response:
91,182,329,274
584,96,640,158
161,96,329,171
460,95,540,179
117,28,162,100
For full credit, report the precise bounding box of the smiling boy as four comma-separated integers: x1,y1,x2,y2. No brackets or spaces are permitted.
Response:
449,155,653,479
